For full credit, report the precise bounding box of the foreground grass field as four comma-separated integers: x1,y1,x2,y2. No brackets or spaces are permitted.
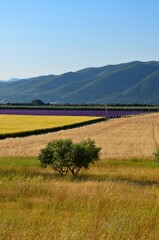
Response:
0,114,101,136
0,157,159,240
0,113,159,158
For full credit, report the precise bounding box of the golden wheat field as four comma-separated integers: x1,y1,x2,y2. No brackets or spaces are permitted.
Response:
0,112,159,158
0,114,99,134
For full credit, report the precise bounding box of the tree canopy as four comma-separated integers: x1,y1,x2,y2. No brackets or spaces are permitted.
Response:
38,138,101,175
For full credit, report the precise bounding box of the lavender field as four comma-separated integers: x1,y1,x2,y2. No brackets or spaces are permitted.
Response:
0,109,145,118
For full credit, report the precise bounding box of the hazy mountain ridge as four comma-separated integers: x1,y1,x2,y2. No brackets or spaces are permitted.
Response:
1,61,159,104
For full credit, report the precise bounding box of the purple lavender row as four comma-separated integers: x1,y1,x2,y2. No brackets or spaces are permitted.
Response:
0,109,144,118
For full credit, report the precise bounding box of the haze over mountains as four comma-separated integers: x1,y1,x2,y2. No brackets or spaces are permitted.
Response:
1,61,159,104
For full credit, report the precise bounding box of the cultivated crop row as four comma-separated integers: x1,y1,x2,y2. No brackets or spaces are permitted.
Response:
0,109,144,118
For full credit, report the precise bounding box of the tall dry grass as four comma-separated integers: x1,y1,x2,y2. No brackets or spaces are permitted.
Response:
0,113,159,159
1,157,159,240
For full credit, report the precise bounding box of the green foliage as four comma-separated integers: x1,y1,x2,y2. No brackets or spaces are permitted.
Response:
154,148,159,166
39,139,73,175
38,138,101,175
70,139,101,175
31,99,45,105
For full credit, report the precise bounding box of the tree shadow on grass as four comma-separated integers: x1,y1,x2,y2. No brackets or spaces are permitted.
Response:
1,167,159,187
72,173,159,187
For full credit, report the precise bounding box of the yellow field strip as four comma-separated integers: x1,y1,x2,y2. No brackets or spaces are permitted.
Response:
0,114,103,135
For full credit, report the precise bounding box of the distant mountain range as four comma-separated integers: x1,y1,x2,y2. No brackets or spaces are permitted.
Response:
1,61,159,104
7,78,20,83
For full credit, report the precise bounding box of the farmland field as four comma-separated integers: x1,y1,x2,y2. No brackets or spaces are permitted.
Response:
0,112,159,159
1,113,159,239
0,108,145,118
0,114,102,136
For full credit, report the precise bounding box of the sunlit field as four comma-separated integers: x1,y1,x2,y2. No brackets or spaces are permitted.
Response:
0,157,159,240
1,113,159,239
0,114,101,135
1,113,159,159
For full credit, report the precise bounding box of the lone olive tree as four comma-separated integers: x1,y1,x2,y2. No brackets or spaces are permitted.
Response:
38,138,101,176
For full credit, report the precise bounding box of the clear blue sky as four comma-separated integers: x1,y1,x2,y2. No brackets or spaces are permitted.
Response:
0,0,159,80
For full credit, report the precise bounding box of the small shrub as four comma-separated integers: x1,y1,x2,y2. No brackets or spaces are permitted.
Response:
38,138,101,176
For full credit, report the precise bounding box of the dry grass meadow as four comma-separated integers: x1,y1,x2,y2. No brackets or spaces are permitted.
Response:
1,113,159,239
0,157,159,240
0,112,159,159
